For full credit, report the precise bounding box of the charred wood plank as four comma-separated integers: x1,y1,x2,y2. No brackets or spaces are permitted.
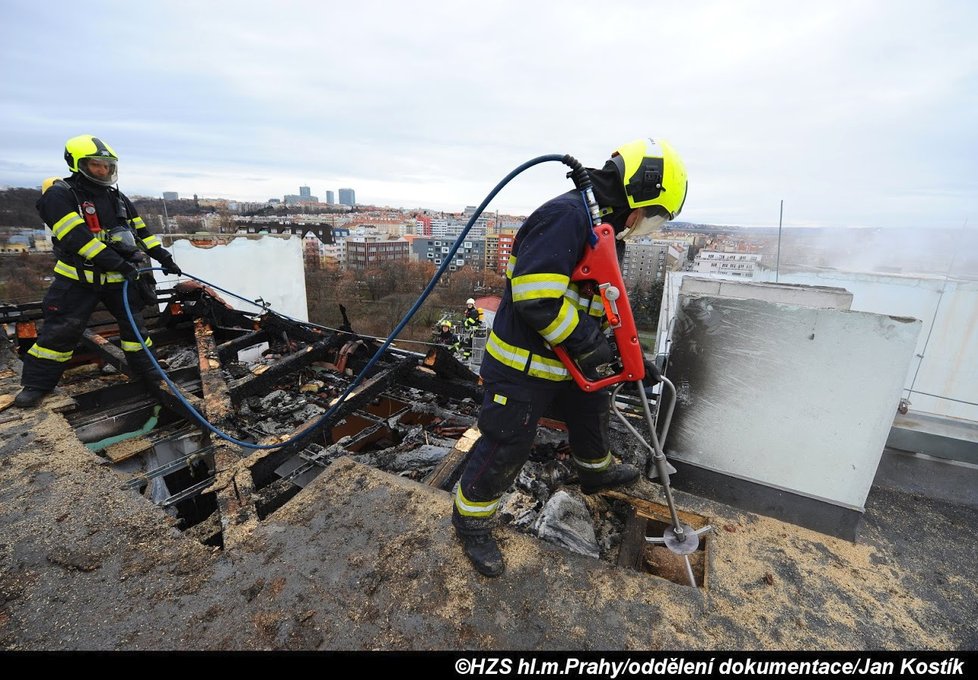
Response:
227,338,334,401
423,346,479,382
426,426,480,491
247,360,410,487
397,366,484,403
259,313,328,344
194,317,256,549
194,318,233,424
616,506,646,569
80,329,132,377
216,329,270,363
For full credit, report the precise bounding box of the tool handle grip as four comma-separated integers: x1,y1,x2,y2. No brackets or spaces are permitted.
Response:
556,223,645,391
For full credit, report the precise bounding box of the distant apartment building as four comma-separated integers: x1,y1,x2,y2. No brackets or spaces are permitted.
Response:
338,188,356,206
621,239,688,288
416,216,432,236
237,222,334,244
484,234,498,272
691,249,761,278
303,232,325,268
345,237,409,270
325,190,335,205
284,191,318,205
427,217,488,239
483,232,518,276
322,242,345,267
412,237,485,272
162,191,179,201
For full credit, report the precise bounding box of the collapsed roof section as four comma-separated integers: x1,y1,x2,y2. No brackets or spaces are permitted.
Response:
2,281,699,584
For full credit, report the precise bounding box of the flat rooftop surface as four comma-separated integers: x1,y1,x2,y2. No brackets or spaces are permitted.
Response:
1,405,976,651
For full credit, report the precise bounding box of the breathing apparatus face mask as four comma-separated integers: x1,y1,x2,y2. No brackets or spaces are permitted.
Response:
616,206,670,241
79,157,118,186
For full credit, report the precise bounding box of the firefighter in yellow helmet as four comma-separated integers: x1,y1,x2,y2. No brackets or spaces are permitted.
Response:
436,320,461,352
452,138,687,576
14,135,182,408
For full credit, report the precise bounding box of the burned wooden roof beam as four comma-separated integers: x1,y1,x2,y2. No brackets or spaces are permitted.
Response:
227,337,336,402
246,360,410,489
193,316,257,549
216,329,271,363
80,328,133,377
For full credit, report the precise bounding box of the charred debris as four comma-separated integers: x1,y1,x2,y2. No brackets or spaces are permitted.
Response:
1,284,699,585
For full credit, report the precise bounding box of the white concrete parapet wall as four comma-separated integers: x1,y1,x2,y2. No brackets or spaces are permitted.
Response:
665,284,921,511
155,235,309,322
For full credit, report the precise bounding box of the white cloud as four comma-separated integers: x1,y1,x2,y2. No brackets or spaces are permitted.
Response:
1,0,975,228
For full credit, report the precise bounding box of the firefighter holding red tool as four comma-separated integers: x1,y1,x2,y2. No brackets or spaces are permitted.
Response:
452,138,688,576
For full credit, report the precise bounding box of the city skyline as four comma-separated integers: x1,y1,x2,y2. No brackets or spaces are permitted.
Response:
1,1,975,231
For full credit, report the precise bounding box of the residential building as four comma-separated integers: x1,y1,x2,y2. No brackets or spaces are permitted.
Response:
412,237,485,272
691,249,762,278
621,239,688,287
345,236,409,270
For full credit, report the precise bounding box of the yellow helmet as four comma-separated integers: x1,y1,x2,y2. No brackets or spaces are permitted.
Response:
611,138,687,240
41,177,61,194
64,135,119,186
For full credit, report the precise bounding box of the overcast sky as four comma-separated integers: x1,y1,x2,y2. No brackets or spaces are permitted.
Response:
2,0,975,229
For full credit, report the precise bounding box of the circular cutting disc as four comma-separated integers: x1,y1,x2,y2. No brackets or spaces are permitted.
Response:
662,523,700,555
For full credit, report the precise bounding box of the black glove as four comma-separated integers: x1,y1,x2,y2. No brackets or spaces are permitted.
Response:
160,256,182,276
136,273,159,308
643,359,662,386
575,341,615,381
117,261,140,282
562,315,615,382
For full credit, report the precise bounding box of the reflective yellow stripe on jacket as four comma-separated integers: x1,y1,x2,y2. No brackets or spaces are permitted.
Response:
506,255,603,318
486,331,570,381
510,272,569,302
539,297,578,345
564,283,605,318
51,212,85,240
53,260,126,284
131,216,162,248
77,239,106,259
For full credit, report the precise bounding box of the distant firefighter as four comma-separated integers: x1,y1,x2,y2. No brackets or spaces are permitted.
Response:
436,320,461,352
463,298,483,329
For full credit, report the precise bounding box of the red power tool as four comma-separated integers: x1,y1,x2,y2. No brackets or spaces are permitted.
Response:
552,221,644,392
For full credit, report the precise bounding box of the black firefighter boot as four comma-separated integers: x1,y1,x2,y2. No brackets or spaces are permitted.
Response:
13,387,50,408
577,462,641,495
452,506,505,578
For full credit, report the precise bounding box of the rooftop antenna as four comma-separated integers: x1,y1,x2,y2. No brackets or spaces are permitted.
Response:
775,199,783,283
161,194,170,234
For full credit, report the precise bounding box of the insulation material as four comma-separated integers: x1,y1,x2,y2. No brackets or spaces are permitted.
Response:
157,236,309,321
666,294,921,510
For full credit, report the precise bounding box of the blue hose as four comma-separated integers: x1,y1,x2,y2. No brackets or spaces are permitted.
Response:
122,154,568,450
